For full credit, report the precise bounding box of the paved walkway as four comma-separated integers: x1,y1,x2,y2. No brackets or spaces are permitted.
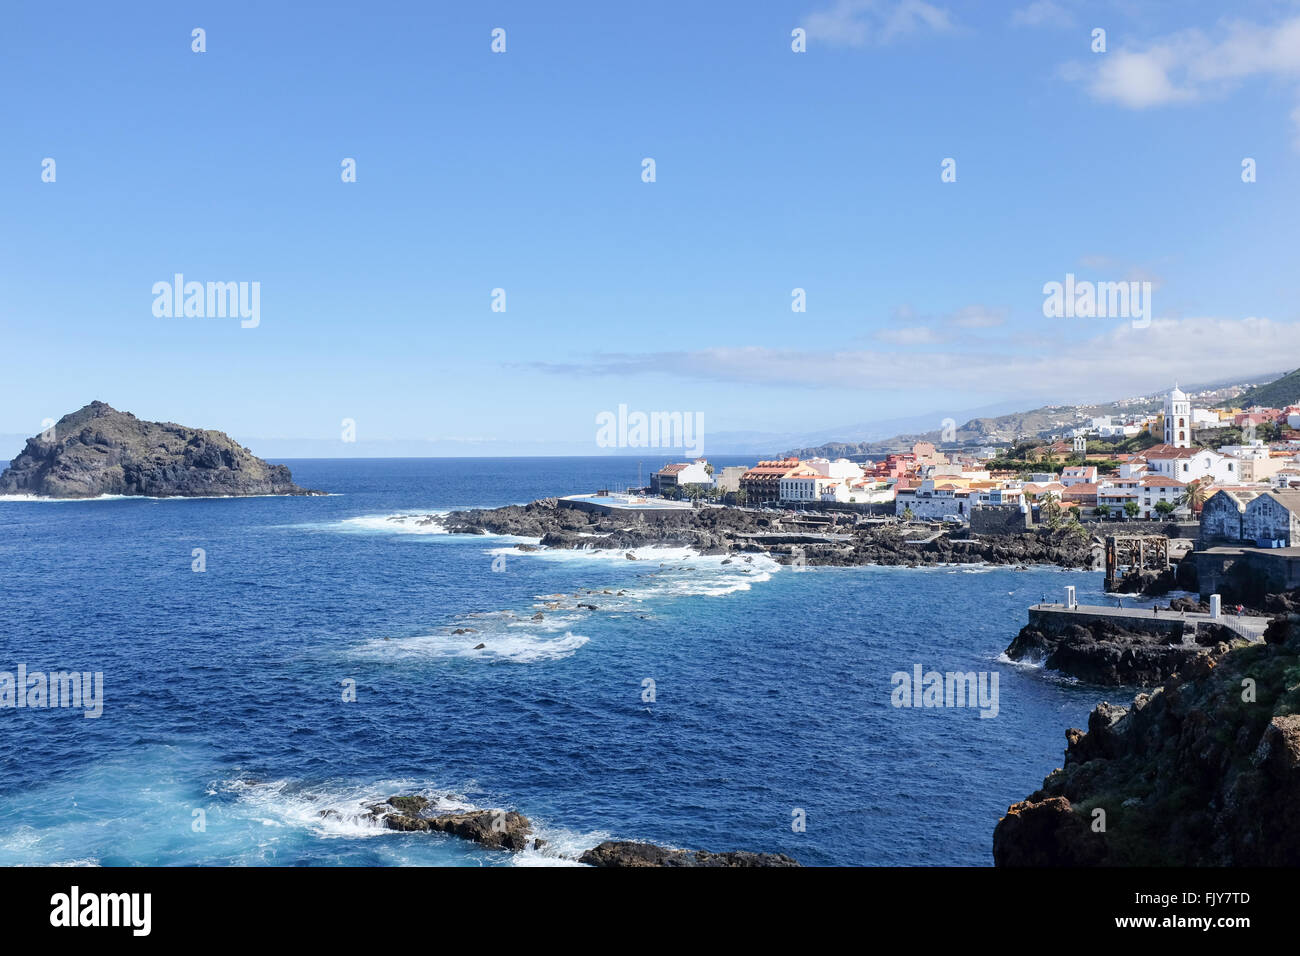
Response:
1032,603,1271,640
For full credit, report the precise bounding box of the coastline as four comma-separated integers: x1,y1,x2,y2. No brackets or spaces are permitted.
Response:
418,497,1101,571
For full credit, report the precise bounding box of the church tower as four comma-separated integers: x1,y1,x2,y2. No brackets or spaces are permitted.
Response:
1164,385,1190,448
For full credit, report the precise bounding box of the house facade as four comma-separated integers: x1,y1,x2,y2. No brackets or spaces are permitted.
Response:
1243,491,1300,547
650,459,712,494
895,480,971,520
739,458,801,504
1199,489,1263,543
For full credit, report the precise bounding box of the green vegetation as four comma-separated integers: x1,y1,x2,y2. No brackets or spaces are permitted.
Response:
984,433,1157,474
1216,367,1300,410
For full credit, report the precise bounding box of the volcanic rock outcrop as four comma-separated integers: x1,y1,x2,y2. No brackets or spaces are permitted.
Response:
994,614,1300,865
0,401,318,498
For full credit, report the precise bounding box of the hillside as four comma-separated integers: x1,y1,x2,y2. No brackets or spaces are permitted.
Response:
787,374,1279,460
1217,367,1300,410
993,610,1300,865
0,401,319,498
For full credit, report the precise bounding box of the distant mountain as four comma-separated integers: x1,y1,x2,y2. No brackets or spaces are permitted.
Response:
786,373,1283,460
1217,368,1300,411
0,401,319,498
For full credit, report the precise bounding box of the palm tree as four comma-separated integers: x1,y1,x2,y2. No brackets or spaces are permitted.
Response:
1038,490,1061,527
1180,479,1208,515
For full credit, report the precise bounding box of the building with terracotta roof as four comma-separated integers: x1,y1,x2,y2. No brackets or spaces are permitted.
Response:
1061,481,1100,509
1127,444,1239,484
739,458,802,504
1060,465,1097,487
650,459,712,494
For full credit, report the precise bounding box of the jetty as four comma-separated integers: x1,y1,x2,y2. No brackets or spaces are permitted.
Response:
1031,587,1271,643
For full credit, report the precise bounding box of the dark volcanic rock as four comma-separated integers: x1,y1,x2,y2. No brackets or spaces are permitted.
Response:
1004,617,1241,686
0,401,319,498
370,796,795,863
1110,567,1177,596
371,799,536,851
994,617,1300,865
578,840,801,867
426,810,534,851
431,500,1095,570
992,796,1106,866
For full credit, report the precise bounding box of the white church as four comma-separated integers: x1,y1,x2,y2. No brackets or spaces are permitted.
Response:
1163,385,1191,448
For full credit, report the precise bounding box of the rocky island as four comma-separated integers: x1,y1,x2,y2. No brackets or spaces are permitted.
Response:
993,601,1300,865
0,401,319,498
420,498,1097,569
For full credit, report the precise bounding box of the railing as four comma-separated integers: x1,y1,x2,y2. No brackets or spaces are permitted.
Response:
1216,617,1270,641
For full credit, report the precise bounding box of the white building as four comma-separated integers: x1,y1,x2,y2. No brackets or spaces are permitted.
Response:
1131,445,1240,485
1137,476,1188,518
895,480,971,521
804,457,865,480
651,458,713,493
1164,386,1191,448
780,458,866,504
1218,440,1270,461
1060,465,1097,487
1098,422,1142,439
1192,408,1221,428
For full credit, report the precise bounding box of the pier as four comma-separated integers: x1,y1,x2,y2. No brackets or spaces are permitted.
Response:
1031,587,1271,643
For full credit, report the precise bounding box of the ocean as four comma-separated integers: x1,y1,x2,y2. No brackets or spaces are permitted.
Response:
0,457,1116,866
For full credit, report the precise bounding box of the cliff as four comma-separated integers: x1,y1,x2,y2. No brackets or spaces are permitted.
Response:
993,613,1300,865
0,401,318,498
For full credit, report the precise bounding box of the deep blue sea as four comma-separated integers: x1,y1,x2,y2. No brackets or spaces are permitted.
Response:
0,457,1125,866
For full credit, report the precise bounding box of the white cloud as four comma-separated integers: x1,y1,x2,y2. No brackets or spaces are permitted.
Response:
946,304,1008,328
1084,47,1200,108
803,0,954,48
526,316,1298,405
875,326,943,345
874,303,1007,343
1065,15,1300,139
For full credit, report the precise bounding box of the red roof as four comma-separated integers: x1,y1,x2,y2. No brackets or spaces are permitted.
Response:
1140,476,1186,488
1139,444,1198,460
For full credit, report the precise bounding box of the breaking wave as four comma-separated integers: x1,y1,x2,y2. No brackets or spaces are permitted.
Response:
350,628,590,664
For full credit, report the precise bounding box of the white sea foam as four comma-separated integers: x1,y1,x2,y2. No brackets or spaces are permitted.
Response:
510,824,613,867
222,777,605,866
220,777,476,840
338,512,452,534
319,512,540,543
351,629,590,664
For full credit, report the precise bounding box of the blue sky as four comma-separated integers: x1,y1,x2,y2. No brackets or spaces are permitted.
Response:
3,0,1300,456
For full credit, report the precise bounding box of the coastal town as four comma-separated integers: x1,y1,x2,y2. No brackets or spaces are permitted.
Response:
631,385,1300,546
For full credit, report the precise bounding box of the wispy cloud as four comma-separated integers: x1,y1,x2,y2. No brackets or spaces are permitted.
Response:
1062,15,1300,142
802,0,954,48
873,303,1007,344
1009,1,1076,30
522,316,1296,404
1076,254,1167,292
